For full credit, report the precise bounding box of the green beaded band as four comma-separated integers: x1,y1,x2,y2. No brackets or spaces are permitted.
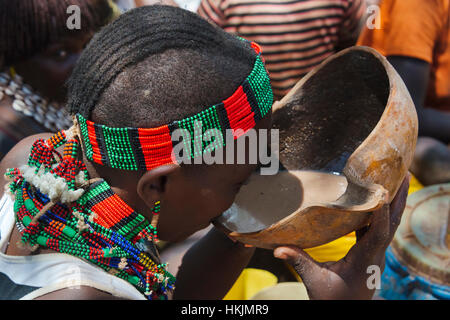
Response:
77,44,273,171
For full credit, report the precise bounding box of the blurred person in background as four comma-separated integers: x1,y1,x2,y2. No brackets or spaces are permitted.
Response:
114,0,136,11
134,0,178,7
198,0,367,100
358,0,450,186
365,0,379,6
132,0,199,11
0,0,116,160
173,0,201,11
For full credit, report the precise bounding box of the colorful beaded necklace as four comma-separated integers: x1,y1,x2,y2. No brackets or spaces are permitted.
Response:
5,129,175,299
77,41,273,171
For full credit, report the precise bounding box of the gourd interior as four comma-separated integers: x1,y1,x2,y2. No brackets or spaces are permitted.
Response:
274,50,390,172
217,50,391,234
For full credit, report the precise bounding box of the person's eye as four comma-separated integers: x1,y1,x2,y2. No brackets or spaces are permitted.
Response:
56,49,68,59
47,48,68,61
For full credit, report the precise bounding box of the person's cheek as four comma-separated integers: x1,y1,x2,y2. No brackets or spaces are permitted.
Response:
157,199,194,242
201,187,234,221
49,53,80,85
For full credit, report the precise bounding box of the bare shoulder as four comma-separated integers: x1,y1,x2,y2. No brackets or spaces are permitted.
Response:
0,133,53,198
34,285,127,300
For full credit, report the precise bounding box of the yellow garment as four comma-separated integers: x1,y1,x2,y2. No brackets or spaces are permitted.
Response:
408,175,424,195
223,268,278,300
305,232,357,263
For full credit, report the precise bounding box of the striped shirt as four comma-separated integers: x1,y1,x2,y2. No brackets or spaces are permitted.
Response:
198,0,366,99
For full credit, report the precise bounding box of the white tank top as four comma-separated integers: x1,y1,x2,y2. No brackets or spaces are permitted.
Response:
0,194,146,300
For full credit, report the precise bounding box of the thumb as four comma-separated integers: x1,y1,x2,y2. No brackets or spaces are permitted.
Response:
274,246,321,278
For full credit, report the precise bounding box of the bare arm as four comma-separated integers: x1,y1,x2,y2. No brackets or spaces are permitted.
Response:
387,56,450,143
173,226,255,300
0,133,55,199
274,176,410,300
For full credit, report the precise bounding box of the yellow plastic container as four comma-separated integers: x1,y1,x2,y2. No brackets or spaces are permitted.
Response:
223,268,278,300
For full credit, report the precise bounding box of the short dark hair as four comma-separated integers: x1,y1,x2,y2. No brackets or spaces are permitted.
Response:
0,0,114,67
67,5,257,128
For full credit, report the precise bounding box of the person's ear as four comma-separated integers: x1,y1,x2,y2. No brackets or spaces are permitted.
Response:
136,164,180,209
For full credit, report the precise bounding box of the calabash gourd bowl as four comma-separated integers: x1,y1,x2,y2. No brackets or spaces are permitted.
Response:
214,46,419,249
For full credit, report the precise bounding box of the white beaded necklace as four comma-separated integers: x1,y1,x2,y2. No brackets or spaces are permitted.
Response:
0,70,72,132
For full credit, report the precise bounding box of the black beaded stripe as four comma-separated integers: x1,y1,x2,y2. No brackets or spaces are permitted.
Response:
242,80,262,122
110,210,144,237
83,188,114,212
124,219,148,240
215,102,232,139
94,123,110,168
128,127,147,171
168,121,179,136
168,121,185,163
168,121,179,149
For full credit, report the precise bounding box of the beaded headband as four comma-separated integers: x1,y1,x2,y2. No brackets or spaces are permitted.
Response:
77,41,273,171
